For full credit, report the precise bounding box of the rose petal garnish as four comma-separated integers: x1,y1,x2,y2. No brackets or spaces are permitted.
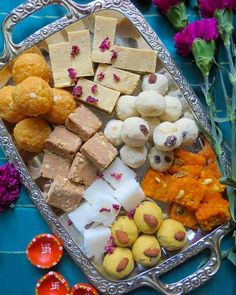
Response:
105,236,116,254
86,96,98,104
91,84,98,94
67,218,73,226
113,73,120,82
140,124,149,136
111,49,118,61
110,172,123,180
68,68,77,80
84,222,94,230
99,207,111,213
71,45,80,57
96,171,104,179
148,73,157,84
126,209,135,219
97,72,105,81
99,37,111,52
72,85,83,97
112,204,120,211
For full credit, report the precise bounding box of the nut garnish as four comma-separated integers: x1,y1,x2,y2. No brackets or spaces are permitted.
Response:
143,214,158,228
116,258,129,272
175,190,185,200
202,178,213,185
174,231,186,241
155,177,161,183
143,247,160,257
116,229,129,244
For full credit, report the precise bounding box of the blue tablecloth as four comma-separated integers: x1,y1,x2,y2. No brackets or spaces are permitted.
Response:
0,1,236,294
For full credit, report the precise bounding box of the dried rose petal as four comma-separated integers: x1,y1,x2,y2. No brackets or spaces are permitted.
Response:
71,45,80,57
148,73,157,84
91,84,98,94
68,68,77,80
100,207,111,213
140,124,149,136
99,37,111,52
126,209,135,219
72,85,83,97
97,72,105,81
111,49,118,61
113,73,120,82
112,204,120,211
105,236,116,254
84,222,94,230
96,171,104,179
86,96,98,104
67,218,73,226
110,172,123,180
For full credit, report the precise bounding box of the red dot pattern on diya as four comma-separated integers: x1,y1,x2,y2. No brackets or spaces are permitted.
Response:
26,233,63,268
36,271,70,295
71,283,99,295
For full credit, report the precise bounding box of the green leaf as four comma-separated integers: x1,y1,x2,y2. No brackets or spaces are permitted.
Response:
214,116,230,123
220,177,236,188
214,9,233,46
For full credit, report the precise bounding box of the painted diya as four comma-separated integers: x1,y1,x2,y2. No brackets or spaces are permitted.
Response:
71,283,99,295
26,233,63,268
36,271,70,295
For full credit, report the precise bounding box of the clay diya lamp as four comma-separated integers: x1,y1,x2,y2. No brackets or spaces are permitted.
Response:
71,283,99,295
36,271,70,295
26,233,63,268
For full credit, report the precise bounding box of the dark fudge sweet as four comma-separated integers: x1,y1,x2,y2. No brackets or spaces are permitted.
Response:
65,105,102,141
46,176,84,212
45,126,81,160
67,152,97,186
81,132,118,170
40,151,71,179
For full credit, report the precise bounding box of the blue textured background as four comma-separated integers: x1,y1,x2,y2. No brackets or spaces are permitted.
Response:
0,1,236,294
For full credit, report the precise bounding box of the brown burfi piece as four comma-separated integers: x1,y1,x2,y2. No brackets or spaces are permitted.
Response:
45,126,81,160
67,152,97,186
170,204,198,230
65,105,102,141
46,176,84,212
81,132,118,170
40,151,71,179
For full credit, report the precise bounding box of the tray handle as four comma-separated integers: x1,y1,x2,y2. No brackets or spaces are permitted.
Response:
0,0,89,66
140,231,223,295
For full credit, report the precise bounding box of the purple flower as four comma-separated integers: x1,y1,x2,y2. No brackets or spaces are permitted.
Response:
174,19,218,57
199,0,233,18
152,0,181,14
0,163,21,212
68,68,77,80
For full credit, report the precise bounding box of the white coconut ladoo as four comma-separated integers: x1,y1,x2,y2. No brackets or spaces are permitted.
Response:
68,202,98,234
104,119,123,146
121,117,149,147
142,73,168,95
175,117,199,146
114,178,146,211
90,193,121,226
83,178,115,204
148,146,174,172
115,95,139,120
136,90,166,117
83,225,111,261
168,89,190,114
102,157,136,189
142,116,161,138
120,145,147,169
153,122,183,151
159,95,182,122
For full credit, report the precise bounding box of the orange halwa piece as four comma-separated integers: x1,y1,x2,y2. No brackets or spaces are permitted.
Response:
141,168,170,203
167,176,206,211
202,191,224,203
199,169,225,193
174,149,206,166
203,162,221,179
169,165,203,178
170,204,198,230
195,198,230,231
198,140,216,164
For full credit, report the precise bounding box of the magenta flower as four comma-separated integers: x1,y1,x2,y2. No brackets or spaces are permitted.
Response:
0,163,21,212
174,18,218,57
152,0,188,30
199,0,234,18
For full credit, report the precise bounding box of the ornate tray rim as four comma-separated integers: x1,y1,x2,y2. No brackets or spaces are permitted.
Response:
0,1,234,294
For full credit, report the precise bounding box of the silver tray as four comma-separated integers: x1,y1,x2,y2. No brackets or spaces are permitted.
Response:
0,0,235,294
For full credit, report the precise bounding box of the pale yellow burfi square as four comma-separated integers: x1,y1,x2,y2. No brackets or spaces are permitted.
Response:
94,64,140,95
65,20,86,33
92,16,117,64
49,42,74,88
75,78,120,114
68,30,94,77
111,45,157,73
